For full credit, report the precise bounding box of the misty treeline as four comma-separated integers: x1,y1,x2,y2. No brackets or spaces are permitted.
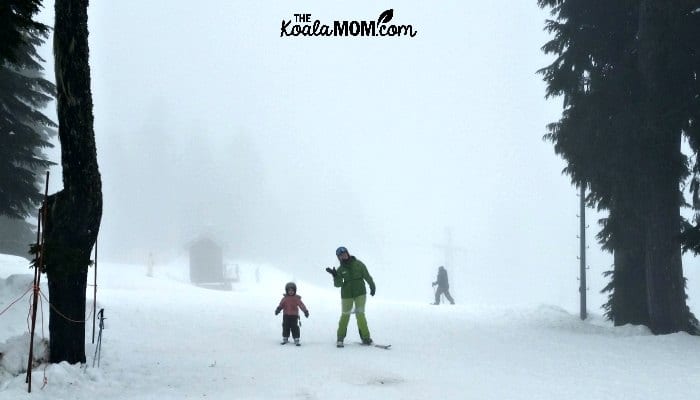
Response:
0,0,55,257
1,0,101,364
539,1,700,334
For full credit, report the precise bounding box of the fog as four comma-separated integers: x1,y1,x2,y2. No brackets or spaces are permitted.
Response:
34,2,622,307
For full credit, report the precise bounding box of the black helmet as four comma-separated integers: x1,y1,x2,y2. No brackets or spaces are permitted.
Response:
285,282,297,293
336,246,348,256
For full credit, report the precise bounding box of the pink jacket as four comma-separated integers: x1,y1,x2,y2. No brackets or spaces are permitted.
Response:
277,294,308,316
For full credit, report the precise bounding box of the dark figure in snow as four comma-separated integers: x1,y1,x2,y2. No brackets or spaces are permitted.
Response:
326,246,376,348
275,282,309,346
432,266,455,305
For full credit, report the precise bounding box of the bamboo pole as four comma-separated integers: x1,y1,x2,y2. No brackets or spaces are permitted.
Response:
26,171,49,392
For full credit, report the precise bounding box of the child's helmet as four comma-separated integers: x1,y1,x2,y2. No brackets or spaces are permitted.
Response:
285,282,297,293
336,246,348,256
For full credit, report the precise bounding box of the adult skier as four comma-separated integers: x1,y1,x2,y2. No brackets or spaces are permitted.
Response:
432,266,455,305
325,246,376,348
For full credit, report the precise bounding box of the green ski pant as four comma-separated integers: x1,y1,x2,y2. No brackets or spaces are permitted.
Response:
337,295,370,341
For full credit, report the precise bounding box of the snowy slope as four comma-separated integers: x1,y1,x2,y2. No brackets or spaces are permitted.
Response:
1,253,700,400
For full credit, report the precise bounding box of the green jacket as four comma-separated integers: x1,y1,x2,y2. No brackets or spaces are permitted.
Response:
333,256,376,299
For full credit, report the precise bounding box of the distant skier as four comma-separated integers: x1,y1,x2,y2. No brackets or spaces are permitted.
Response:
275,282,309,346
432,266,455,305
325,246,376,348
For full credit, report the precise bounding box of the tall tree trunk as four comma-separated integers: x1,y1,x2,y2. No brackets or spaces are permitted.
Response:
643,156,687,334
44,0,102,364
608,193,649,326
637,0,689,334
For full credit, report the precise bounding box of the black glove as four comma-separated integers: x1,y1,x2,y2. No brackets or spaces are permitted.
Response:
325,267,337,277
370,288,376,296
304,310,309,318
275,307,281,315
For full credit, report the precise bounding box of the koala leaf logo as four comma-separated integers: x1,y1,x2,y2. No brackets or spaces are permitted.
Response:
377,9,394,24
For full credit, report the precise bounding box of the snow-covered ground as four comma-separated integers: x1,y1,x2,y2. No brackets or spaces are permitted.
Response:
1,253,700,399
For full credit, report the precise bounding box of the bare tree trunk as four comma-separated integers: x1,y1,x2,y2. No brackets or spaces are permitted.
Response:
44,0,102,364
608,192,649,326
637,0,690,334
641,134,687,334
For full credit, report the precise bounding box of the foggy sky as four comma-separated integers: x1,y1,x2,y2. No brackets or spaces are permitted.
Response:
34,1,632,308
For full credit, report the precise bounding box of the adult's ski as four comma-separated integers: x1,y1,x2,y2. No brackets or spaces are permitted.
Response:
355,342,391,350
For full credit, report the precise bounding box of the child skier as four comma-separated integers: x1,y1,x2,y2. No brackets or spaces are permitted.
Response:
275,282,309,346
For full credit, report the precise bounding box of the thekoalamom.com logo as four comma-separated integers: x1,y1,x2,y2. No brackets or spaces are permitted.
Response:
280,9,418,38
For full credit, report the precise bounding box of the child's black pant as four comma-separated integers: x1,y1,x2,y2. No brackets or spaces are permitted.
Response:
282,315,300,339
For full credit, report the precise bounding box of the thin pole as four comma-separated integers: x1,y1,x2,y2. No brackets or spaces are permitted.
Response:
579,185,587,320
27,171,49,392
25,205,41,389
92,237,98,343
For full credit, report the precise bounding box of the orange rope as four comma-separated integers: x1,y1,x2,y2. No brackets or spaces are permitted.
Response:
25,285,42,331
38,292,88,323
0,285,33,317
39,291,46,339
26,294,33,332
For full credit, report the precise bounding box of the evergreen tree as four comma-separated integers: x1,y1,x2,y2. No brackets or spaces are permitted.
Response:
538,0,648,326
42,0,102,364
0,0,56,257
538,0,698,333
0,0,46,65
0,217,37,259
633,0,698,334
